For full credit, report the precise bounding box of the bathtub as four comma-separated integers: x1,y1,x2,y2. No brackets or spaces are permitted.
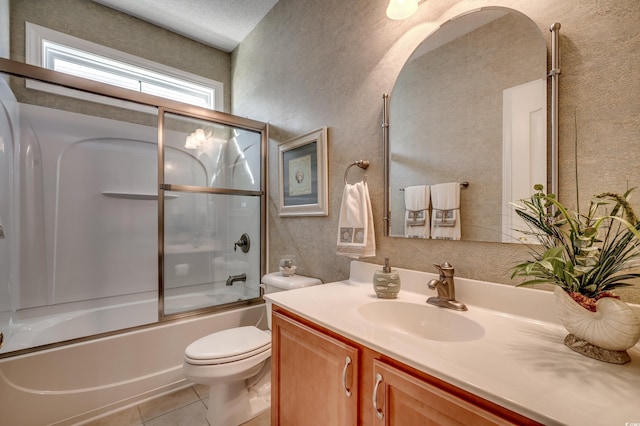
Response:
0,294,265,425
1,286,256,353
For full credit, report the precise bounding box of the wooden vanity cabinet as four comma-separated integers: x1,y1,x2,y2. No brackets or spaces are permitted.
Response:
372,360,520,425
271,310,359,425
271,307,541,426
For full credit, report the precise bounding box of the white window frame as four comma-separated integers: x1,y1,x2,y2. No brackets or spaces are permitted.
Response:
25,22,224,111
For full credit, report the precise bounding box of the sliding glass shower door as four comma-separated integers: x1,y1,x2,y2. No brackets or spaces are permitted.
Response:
0,59,266,355
159,111,264,317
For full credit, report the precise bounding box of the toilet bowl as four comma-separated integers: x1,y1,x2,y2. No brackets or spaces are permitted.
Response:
183,272,321,426
183,326,272,426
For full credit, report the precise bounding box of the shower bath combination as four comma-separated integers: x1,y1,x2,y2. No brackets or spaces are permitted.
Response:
0,58,267,424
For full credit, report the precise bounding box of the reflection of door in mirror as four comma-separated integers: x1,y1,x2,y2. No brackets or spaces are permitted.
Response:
502,80,546,243
388,8,547,243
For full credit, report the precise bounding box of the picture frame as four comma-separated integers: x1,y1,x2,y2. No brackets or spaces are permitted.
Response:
278,127,328,216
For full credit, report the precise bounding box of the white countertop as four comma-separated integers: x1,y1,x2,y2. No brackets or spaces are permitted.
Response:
264,261,640,426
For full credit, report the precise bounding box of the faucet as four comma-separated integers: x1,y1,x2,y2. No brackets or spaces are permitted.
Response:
226,273,247,286
427,262,467,311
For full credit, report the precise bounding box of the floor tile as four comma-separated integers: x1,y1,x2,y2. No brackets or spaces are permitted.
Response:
83,406,143,426
192,383,210,400
241,411,271,426
82,385,270,425
138,387,200,421
144,401,209,426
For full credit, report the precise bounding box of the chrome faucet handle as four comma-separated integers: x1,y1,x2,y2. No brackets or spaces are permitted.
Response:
233,233,250,253
433,262,454,277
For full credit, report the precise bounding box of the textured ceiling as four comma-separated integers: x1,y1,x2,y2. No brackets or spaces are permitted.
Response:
92,0,279,52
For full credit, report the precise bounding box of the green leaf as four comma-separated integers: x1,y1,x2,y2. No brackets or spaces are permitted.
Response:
511,186,640,297
543,246,564,259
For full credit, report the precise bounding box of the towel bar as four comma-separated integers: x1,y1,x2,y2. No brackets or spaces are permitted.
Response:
399,182,469,191
344,160,370,184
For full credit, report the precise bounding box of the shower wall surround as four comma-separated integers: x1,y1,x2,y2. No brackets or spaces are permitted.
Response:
232,0,640,303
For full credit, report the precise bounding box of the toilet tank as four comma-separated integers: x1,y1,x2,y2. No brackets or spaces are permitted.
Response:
261,272,321,329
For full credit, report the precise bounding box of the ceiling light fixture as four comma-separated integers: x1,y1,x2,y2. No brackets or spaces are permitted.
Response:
386,0,422,20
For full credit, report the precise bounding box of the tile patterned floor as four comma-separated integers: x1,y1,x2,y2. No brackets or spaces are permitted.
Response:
84,384,270,426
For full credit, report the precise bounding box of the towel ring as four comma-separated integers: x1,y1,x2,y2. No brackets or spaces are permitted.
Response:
344,160,369,184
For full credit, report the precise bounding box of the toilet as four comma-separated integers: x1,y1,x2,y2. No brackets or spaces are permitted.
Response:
183,272,321,426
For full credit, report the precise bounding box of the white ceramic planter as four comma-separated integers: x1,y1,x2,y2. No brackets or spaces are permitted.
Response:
554,286,640,360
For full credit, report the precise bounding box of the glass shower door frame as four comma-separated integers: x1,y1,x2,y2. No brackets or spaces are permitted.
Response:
157,107,267,320
0,58,268,355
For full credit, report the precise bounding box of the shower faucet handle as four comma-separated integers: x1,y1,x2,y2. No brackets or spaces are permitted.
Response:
234,233,250,253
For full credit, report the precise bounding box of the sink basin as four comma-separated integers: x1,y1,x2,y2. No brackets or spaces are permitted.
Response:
357,301,485,342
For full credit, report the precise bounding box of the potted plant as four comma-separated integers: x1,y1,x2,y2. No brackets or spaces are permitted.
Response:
511,184,640,364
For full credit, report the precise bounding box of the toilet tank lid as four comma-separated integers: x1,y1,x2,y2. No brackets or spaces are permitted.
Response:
261,272,322,289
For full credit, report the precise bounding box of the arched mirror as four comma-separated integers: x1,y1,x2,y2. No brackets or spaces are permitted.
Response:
386,7,555,243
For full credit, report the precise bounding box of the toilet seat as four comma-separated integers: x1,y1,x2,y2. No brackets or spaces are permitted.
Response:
185,326,271,365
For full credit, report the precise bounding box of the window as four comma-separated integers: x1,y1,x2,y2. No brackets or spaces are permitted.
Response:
25,23,224,111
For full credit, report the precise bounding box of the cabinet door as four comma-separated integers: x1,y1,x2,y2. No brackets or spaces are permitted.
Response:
272,311,359,426
372,360,513,426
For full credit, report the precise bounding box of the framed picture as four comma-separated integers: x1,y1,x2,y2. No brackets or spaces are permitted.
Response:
278,127,328,216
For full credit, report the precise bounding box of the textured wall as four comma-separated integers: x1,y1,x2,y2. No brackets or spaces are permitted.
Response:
232,0,640,303
9,0,231,113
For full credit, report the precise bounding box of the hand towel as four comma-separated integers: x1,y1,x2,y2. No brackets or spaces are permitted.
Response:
431,182,461,240
404,185,430,238
337,181,375,258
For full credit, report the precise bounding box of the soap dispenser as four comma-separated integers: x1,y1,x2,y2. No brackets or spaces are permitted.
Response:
373,258,401,299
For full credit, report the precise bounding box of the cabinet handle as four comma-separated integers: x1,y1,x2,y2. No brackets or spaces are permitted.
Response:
373,372,384,419
342,356,352,397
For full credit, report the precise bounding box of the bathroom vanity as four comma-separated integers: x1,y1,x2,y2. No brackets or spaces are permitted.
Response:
271,307,535,425
265,261,640,425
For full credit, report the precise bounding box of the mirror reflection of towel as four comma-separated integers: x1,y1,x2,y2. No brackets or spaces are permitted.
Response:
404,185,430,238
431,182,461,240
337,182,375,258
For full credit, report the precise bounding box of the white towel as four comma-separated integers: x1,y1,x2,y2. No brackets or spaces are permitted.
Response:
337,181,375,258
431,182,461,240
404,185,430,238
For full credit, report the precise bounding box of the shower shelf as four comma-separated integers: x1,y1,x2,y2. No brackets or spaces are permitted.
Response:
102,191,178,200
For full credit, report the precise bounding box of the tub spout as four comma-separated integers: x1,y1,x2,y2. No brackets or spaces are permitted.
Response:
226,273,246,286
